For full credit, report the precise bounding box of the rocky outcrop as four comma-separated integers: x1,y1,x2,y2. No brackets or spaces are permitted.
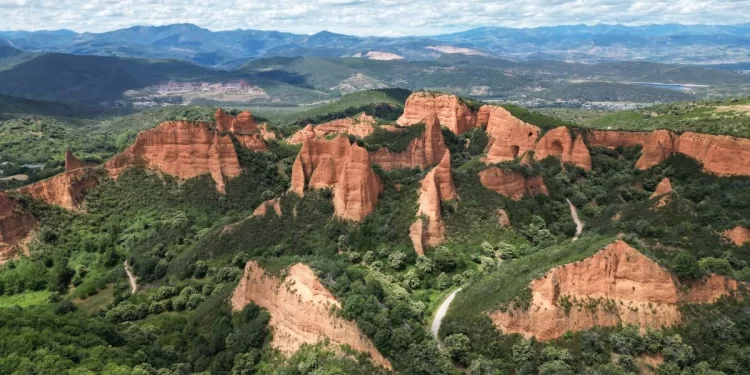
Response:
65,150,84,171
650,178,673,198
489,241,740,340
723,226,750,246
252,198,282,217
533,127,592,171
497,208,511,228
288,113,377,144
479,167,548,200
232,261,391,368
587,129,750,176
397,92,477,135
215,109,258,134
481,105,541,164
105,121,241,194
369,114,448,171
333,143,382,222
290,135,353,195
259,124,277,141
0,192,37,264
410,151,457,255
18,168,100,211
234,134,268,152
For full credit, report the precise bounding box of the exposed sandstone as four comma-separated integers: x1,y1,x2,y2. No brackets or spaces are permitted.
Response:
397,92,477,135
0,192,37,264
410,151,457,255
215,108,258,134
479,167,548,200
234,134,268,152
369,114,447,171
18,168,100,211
232,261,391,368
533,127,592,171
259,124,278,141
650,178,673,199
290,135,352,195
288,113,376,144
489,241,740,340
497,208,511,228
252,198,282,217
65,150,84,171
481,105,541,164
333,143,382,222
105,121,241,194
723,226,750,246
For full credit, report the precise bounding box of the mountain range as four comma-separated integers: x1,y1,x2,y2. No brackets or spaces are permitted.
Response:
4,23,750,67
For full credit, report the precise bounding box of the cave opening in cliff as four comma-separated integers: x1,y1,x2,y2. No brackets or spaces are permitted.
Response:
510,145,520,158
550,140,564,156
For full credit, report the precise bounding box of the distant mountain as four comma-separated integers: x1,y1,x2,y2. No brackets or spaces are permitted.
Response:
6,23,750,66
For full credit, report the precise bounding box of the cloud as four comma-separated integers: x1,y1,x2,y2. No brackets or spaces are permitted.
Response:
1,0,750,35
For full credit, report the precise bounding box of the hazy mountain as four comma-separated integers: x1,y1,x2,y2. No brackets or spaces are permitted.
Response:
5,23,750,67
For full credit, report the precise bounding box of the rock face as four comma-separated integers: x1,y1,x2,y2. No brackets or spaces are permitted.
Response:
65,150,84,171
232,261,391,368
252,198,282,217
587,129,750,176
18,168,100,211
481,105,541,164
0,192,37,264
288,113,377,144
333,143,382,222
533,127,592,171
290,136,381,222
215,109,258,133
497,208,511,228
105,121,241,194
723,226,750,246
489,241,740,340
397,92,477,135
369,114,448,171
410,151,457,255
479,167,548,200
650,178,673,198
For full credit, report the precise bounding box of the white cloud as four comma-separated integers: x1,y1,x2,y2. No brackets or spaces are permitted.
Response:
1,0,750,35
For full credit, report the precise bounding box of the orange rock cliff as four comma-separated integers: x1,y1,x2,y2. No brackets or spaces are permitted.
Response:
533,127,592,171
723,226,750,246
65,150,84,171
105,121,241,194
480,105,541,164
290,136,382,221
397,92,477,135
288,113,377,144
410,151,457,255
252,198,282,217
369,113,448,171
650,177,673,198
0,192,37,263
18,167,101,211
489,241,740,341
232,261,391,368
215,109,267,152
479,167,548,200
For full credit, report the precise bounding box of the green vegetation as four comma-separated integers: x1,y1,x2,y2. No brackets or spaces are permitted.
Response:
540,82,696,102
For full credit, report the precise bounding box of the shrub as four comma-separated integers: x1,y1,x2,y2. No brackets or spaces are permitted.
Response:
388,252,407,270
698,257,733,275
434,248,457,272
673,251,702,280
348,252,361,264
444,334,471,365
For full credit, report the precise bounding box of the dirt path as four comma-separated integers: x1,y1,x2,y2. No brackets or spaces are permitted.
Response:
567,199,584,241
124,260,137,293
431,288,462,347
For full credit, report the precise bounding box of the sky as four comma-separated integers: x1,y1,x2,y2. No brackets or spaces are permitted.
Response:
1,0,750,36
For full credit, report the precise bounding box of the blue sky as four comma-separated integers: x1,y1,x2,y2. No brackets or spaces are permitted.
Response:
1,0,750,35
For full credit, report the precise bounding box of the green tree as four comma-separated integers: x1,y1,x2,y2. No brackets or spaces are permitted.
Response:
673,251,701,280
444,334,471,364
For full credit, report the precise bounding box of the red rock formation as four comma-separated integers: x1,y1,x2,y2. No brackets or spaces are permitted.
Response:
253,198,282,217
369,113,448,171
723,226,750,246
105,121,241,194
259,124,277,141
397,92,477,135
489,241,740,340
232,261,391,369
288,113,376,144
533,127,592,171
234,134,268,152
333,143,382,222
290,135,353,195
410,151,457,255
0,192,37,263
65,150,84,171
479,167,548,200
650,178,673,199
215,109,258,134
481,105,541,164
587,129,750,176
18,168,100,211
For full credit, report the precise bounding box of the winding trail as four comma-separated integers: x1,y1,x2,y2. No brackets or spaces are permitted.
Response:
431,288,462,348
124,260,138,294
567,198,584,241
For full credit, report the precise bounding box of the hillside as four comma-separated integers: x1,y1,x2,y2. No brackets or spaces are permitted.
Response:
1,91,749,375
539,81,697,102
